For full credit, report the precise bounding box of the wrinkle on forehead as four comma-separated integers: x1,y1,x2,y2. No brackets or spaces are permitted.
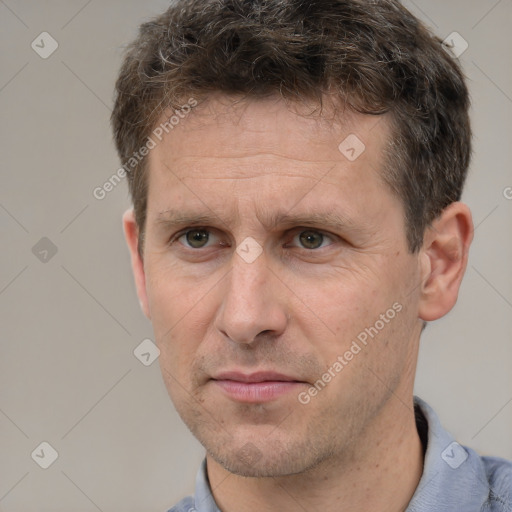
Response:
150,93,391,166
156,156,340,183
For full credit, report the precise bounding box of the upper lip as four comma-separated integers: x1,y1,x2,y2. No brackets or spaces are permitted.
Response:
212,371,301,383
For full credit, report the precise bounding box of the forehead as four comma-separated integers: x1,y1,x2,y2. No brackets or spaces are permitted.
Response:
145,94,396,229
148,94,391,176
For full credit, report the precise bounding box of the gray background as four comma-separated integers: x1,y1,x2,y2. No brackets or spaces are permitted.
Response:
0,1,511,510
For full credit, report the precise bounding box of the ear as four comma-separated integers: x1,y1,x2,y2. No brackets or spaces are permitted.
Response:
122,209,151,319
418,202,474,322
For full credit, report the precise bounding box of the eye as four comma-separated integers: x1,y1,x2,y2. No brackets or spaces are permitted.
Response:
171,228,336,252
177,229,218,249
291,230,334,250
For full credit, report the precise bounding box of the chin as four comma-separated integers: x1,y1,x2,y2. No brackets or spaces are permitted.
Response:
206,439,324,478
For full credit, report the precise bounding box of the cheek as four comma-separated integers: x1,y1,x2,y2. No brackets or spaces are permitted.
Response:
294,263,407,363
293,271,379,333
145,258,199,324
144,268,205,371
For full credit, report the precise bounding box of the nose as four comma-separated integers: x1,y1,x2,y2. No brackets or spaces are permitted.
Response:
214,249,289,346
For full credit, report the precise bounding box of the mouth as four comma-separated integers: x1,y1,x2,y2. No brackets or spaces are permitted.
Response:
210,371,306,403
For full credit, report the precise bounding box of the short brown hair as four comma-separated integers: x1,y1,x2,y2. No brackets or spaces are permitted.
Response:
111,0,471,255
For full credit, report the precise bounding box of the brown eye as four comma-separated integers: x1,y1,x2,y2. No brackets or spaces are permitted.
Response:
298,230,325,249
184,229,210,248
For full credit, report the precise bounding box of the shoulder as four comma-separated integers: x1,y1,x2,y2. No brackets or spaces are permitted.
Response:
481,455,512,510
166,495,196,512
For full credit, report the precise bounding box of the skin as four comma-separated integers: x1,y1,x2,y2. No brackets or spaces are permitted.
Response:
123,93,473,511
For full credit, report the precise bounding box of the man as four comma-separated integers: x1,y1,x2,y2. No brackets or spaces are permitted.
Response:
111,0,512,510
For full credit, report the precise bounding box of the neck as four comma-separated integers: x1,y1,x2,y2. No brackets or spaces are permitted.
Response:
206,395,424,512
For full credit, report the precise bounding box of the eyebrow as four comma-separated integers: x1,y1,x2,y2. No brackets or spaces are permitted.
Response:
155,209,366,234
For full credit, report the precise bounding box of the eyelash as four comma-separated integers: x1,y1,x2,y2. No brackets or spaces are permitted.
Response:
170,227,336,251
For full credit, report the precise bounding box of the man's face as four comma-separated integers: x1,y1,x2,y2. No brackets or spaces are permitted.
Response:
134,95,425,477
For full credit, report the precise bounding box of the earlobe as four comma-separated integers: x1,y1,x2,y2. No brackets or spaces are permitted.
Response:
122,209,151,319
418,202,474,322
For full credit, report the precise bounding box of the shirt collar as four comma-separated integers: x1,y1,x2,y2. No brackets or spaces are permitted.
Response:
193,457,221,512
406,396,490,511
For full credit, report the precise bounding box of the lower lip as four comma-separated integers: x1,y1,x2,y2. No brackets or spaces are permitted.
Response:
212,380,303,403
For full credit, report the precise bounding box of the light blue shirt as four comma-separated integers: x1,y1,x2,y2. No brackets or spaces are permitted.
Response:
168,396,512,511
